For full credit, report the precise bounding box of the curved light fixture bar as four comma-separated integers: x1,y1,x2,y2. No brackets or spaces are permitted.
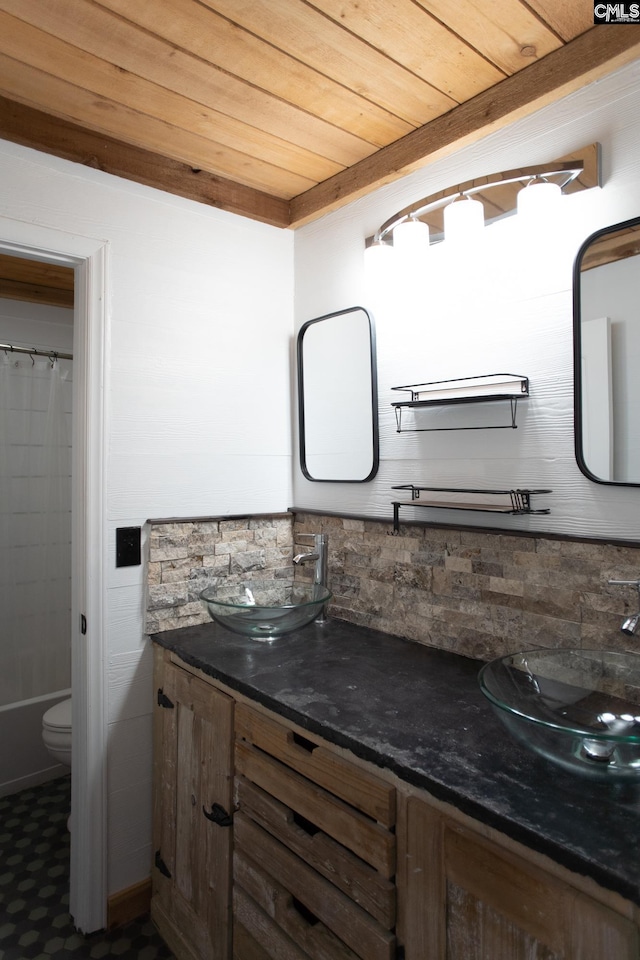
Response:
367,143,600,246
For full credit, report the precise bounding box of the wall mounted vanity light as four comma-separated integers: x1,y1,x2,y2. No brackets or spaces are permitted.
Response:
364,143,600,261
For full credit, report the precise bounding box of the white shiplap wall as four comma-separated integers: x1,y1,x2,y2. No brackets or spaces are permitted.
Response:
293,59,640,543
0,145,294,895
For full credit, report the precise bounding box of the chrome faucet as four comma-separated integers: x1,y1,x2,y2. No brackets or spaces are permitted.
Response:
622,613,640,637
293,533,329,623
608,579,640,635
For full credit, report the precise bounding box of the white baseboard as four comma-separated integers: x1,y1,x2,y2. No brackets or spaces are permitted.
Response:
0,763,69,798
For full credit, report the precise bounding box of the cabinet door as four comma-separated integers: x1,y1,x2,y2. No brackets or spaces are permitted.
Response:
152,651,234,960
401,796,639,960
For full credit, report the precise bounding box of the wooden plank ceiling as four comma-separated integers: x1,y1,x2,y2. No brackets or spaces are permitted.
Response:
0,1,639,228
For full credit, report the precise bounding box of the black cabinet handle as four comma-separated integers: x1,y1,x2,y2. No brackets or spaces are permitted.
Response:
202,802,232,827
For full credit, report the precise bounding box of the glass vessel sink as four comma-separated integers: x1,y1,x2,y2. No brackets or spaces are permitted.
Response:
200,579,331,640
479,648,640,781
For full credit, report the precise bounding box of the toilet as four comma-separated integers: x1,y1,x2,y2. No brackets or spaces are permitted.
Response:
42,697,72,768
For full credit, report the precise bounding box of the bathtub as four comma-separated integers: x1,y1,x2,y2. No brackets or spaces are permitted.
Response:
0,688,71,797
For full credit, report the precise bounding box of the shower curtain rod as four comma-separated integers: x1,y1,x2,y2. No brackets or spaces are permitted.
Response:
1,342,73,361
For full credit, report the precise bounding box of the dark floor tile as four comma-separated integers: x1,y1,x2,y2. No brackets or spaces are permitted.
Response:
0,777,174,960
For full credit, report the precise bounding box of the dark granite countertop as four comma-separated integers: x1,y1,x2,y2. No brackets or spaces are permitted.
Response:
152,618,640,906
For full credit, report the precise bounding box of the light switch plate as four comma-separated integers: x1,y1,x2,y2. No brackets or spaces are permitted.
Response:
116,526,141,567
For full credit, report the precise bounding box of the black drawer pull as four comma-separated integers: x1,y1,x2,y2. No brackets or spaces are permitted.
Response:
292,731,318,753
293,812,320,836
292,897,319,926
202,802,233,827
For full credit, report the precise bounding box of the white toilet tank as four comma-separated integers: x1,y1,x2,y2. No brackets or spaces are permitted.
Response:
42,697,72,768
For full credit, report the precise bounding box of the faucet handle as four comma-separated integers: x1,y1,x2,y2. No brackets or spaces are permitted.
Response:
609,579,640,605
296,532,326,545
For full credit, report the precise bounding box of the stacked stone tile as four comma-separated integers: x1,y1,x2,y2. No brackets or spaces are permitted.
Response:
146,510,640,661
146,516,294,634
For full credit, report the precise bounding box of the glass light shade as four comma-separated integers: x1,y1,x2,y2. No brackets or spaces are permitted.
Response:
443,195,484,242
517,177,561,218
364,238,395,297
364,238,393,267
392,218,430,255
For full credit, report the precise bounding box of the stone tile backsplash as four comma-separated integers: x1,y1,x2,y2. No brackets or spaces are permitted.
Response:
147,510,640,661
146,515,294,634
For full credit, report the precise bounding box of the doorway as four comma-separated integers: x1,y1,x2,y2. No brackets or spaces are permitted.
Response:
0,257,74,794
0,223,108,933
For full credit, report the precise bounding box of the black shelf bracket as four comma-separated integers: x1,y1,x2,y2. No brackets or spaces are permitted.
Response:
391,486,551,533
391,373,529,432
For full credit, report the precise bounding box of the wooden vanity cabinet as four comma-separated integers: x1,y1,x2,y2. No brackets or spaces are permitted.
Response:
397,793,640,960
151,649,640,960
152,649,234,960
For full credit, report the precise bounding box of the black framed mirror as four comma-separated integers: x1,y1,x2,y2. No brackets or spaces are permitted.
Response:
297,306,379,482
574,216,640,486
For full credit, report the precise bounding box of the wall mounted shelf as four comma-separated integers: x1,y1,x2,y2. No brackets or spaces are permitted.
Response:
391,374,529,432
391,486,551,532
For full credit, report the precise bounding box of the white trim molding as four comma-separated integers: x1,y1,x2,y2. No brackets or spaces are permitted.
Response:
70,241,109,933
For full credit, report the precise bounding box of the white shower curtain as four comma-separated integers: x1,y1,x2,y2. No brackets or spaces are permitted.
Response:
0,353,72,707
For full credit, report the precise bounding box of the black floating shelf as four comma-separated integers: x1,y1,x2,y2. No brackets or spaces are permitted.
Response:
391,374,529,432
391,485,551,533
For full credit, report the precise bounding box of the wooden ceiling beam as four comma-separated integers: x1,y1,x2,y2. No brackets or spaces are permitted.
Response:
0,95,291,228
289,27,640,227
0,252,74,307
0,252,73,289
0,278,74,308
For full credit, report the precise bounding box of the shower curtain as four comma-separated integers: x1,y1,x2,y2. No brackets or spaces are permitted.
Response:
0,353,72,708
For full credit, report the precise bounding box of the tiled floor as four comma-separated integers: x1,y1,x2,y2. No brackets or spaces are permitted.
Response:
0,776,175,960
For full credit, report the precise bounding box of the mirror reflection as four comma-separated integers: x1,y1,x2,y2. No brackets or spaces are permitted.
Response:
297,306,379,482
574,216,640,485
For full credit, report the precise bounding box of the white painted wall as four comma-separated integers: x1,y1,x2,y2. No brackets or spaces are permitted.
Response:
294,59,640,542
0,145,294,895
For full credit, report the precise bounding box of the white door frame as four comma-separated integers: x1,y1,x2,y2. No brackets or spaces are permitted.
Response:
0,221,108,933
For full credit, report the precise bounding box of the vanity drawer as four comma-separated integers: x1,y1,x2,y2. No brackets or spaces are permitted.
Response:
233,858,358,960
233,814,396,960
235,776,396,928
235,705,396,878
235,703,396,827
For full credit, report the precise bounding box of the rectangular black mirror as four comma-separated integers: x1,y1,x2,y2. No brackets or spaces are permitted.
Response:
297,306,379,482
